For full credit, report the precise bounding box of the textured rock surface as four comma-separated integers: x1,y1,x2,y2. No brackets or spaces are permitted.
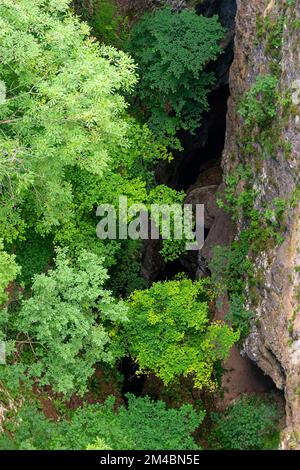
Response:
222,0,300,449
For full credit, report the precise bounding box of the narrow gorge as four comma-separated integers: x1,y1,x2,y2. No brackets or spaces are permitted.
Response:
0,0,299,453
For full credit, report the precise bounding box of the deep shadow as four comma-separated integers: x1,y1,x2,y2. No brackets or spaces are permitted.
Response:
176,84,230,190
120,357,145,402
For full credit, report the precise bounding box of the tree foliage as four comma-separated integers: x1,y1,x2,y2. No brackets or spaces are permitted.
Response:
238,74,279,129
1,248,128,396
209,395,281,450
0,0,177,286
14,232,53,286
125,278,239,389
52,117,173,266
127,7,224,141
0,394,204,450
0,0,137,240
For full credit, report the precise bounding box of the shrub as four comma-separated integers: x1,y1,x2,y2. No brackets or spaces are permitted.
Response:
127,7,224,141
226,295,254,339
209,395,281,450
90,0,129,46
125,278,239,389
209,235,252,299
1,248,128,396
238,75,279,129
14,233,53,286
0,395,204,450
0,240,20,305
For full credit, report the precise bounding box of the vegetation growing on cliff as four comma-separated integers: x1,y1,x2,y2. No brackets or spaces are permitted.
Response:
1,249,129,396
210,71,289,340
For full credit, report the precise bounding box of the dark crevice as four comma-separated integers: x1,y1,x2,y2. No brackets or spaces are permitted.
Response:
266,348,287,389
154,0,236,192
145,1,237,285
248,360,280,391
176,84,230,191
154,83,230,192
151,79,230,282
157,258,187,281
120,357,145,401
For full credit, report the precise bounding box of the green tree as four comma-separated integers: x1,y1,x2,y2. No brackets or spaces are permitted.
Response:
125,278,239,389
89,0,129,47
0,394,204,450
209,395,281,450
0,0,137,241
86,438,112,450
1,248,128,396
14,232,53,287
0,0,179,294
52,117,173,265
127,7,224,142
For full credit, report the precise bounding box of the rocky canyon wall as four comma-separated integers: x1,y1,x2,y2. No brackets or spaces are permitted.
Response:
222,0,300,449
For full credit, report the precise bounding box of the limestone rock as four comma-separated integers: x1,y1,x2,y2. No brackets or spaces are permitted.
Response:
222,0,300,449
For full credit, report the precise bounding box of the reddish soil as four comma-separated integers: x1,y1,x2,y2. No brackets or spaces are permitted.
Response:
214,296,275,409
35,366,124,421
216,345,275,410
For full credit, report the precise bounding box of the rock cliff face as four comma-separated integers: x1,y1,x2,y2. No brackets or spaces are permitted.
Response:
222,0,300,449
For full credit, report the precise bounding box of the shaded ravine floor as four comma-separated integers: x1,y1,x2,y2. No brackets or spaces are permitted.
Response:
214,297,284,410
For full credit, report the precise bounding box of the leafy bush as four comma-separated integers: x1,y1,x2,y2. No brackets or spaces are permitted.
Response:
52,117,175,266
239,75,279,129
108,240,147,296
226,295,254,339
209,235,252,299
90,0,129,46
1,248,128,396
0,395,204,450
125,278,239,389
160,238,187,262
209,238,255,340
209,395,281,450
127,7,224,141
86,438,112,450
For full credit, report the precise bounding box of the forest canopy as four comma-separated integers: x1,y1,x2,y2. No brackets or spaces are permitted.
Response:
0,0,280,452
